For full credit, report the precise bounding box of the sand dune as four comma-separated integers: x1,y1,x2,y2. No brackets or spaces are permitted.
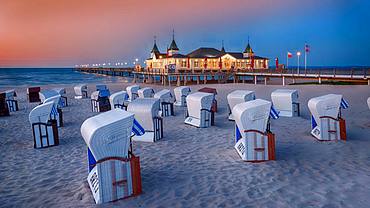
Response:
0,83,370,208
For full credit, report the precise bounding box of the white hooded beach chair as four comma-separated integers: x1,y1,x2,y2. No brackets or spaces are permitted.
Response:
174,86,191,107
271,89,299,117
128,98,163,142
81,109,142,204
154,89,175,117
74,84,88,99
308,94,348,141
91,89,111,112
138,87,154,98
29,102,59,148
184,92,214,128
367,97,370,110
126,85,140,102
52,87,68,107
233,99,276,162
4,89,18,112
227,90,255,120
44,95,63,127
109,91,129,110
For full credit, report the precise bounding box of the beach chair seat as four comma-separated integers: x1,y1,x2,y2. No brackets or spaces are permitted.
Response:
174,86,191,107
91,89,111,112
308,94,348,141
138,87,155,98
198,87,218,112
81,109,142,204
233,99,276,162
128,98,163,142
227,90,255,120
53,88,68,107
0,93,10,117
29,102,59,148
44,95,63,127
109,91,129,110
154,89,175,117
126,85,140,102
74,84,88,99
4,89,18,112
271,89,299,117
27,87,41,103
184,92,214,128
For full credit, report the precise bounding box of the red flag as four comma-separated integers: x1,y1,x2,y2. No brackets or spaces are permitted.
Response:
263,60,267,69
287,52,293,58
251,56,255,69
305,44,310,53
275,58,279,69
219,57,222,69
187,57,190,68
204,58,207,69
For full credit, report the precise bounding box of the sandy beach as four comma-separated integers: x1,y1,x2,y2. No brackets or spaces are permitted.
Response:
1,82,370,208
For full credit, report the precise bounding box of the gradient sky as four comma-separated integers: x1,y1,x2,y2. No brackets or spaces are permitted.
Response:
1,0,369,67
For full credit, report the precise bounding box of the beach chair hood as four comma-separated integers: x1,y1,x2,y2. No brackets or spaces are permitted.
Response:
186,92,214,119
74,84,87,95
232,99,271,133
308,94,342,127
39,90,60,103
271,89,298,112
29,102,54,124
154,89,175,103
127,98,160,131
126,85,140,100
174,86,191,100
227,90,255,112
81,109,134,161
138,87,155,98
109,91,128,109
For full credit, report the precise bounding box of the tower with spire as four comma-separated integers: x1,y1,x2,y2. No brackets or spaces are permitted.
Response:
243,37,254,58
168,29,179,57
150,36,160,58
220,40,225,54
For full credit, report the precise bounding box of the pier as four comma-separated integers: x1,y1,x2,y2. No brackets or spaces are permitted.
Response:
74,67,370,86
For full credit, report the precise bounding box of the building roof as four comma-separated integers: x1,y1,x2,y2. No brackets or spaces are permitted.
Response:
243,43,253,54
169,39,179,51
151,42,160,54
187,47,223,58
225,52,268,60
170,54,187,58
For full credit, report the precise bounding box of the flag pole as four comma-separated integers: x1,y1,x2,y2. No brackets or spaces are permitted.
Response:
286,52,289,71
304,43,307,73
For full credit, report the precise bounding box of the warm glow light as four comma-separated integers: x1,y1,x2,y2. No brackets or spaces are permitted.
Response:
297,52,301,56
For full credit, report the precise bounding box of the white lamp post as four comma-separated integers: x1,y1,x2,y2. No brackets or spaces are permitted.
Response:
297,52,301,74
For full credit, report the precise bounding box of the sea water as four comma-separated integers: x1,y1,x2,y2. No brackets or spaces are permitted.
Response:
0,68,131,87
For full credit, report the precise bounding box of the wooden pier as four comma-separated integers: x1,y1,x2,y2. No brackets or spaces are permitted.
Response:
74,67,370,86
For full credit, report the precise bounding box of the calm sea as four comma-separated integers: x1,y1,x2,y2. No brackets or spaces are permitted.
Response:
0,68,131,87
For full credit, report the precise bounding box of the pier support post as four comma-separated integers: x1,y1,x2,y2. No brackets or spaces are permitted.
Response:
254,75,257,85
197,76,200,85
242,76,245,84
318,77,322,84
282,76,285,86
204,75,207,84
177,76,180,86
184,75,187,85
368,79,370,86
168,75,171,87
292,78,296,84
264,77,267,85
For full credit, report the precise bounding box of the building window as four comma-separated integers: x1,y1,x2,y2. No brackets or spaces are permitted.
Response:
194,60,199,67
181,60,187,67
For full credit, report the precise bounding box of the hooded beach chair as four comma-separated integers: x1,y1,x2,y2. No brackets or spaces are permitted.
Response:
4,89,18,112
29,102,59,148
227,90,255,120
233,99,277,162
74,84,88,99
27,87,41,103
52,88,68,107
154,89,175,117
39,90,60,103
138,87,155,98
271,89,299,117
96,84,108,91
109,91,129,110
367,97,370,110
308,94,348,141
174,86,191,107
0,93,10,117
126,85,140,102
184,92,215,128
43,95,63,127
91,89,111,112
127,98,163,142
81,109,142,204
